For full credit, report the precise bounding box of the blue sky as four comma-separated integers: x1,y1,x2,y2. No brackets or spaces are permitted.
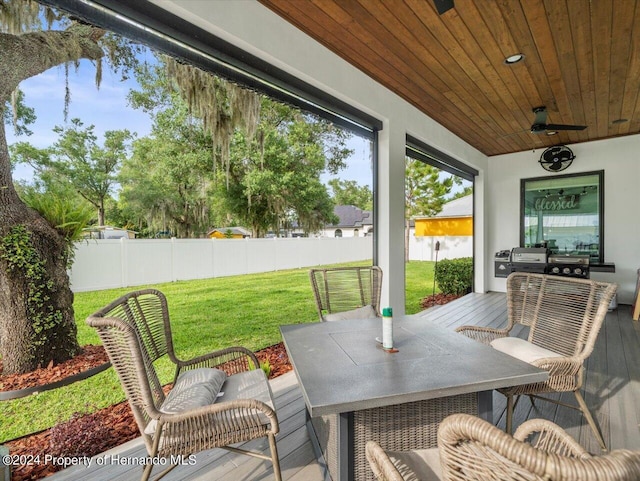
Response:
8,60,151,181
7,59,374,188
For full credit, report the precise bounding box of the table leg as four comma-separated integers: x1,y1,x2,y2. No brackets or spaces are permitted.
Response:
308,411,349,481
478,390,493,423
338,412,353,481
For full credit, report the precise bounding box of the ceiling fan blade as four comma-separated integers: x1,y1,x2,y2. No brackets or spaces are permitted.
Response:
547,162,564,171
545,123,587,131
433,0,454,15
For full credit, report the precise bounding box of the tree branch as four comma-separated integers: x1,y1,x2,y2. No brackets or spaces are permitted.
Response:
0,23,105,102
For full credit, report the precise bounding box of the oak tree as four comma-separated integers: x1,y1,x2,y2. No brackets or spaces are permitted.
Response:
0,1,136,374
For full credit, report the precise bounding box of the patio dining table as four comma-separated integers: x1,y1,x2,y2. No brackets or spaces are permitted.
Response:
280,315,548,481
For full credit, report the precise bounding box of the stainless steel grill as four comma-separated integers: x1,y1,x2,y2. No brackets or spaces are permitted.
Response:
494,249,591,279
546,254,590,278
510,247,547,274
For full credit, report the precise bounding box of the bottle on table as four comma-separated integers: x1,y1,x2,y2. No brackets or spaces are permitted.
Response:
382,307,393,350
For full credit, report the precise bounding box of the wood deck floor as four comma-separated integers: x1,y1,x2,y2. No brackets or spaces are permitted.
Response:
48,292,640,481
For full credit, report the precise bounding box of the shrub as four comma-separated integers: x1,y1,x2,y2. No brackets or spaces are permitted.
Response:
434,257,473,295
18,186,94,268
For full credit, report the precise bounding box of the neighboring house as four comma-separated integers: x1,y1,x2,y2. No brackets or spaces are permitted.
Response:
413,194,473,237
207,227,252,239
317,205,373,238
82,226,137,240
409,195,473,261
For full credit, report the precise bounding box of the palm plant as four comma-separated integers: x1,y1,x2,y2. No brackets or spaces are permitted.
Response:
18,184,95,268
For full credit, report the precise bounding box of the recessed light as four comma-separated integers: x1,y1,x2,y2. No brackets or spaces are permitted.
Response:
612,118,628,124
504,53,524,64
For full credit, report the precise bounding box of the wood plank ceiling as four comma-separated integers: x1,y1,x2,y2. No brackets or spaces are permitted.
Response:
258,0,640,156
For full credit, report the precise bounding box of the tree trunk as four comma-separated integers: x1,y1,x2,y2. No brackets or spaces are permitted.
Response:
0,24,105,374
98,203,105,227
0,122,80,374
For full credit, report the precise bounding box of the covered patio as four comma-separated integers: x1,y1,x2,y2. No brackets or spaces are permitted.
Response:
48,0,640,313
47,293,640,480
33,0,640,479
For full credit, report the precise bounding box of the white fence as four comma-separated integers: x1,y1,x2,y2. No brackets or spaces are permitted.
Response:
70,237,373,292
408,235,473,261
69,235,471,292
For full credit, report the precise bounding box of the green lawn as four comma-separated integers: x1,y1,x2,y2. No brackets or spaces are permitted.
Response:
0,260,436,442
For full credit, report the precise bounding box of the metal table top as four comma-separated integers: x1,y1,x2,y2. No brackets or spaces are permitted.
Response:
280,315,548,417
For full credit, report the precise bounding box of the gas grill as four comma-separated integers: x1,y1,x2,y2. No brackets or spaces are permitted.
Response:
546,254,590,279
510,247,548,274
493,248,591,279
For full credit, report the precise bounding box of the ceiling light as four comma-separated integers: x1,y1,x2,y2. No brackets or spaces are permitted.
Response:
612,118,628,124
504,53,524,65
546,131,558,136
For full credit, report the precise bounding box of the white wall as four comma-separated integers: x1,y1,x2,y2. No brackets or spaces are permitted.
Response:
70,237,373,292
487,134,640,303
152,0,489,316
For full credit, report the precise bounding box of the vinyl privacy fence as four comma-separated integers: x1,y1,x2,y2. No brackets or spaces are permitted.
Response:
69,237,373,292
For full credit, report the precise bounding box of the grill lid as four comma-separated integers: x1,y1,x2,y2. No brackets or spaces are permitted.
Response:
548,254,590,265
511,247,548,264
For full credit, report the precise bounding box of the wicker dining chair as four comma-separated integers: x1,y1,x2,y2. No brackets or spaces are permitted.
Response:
366,439,441,481
309,265,382,321
366,413,640,481
86,289,281,481
456,272,617,450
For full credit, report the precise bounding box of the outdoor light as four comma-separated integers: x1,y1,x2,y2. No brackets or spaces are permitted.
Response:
504,53,524,64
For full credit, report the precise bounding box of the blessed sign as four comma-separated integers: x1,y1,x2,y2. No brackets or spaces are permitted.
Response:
534,194,580,211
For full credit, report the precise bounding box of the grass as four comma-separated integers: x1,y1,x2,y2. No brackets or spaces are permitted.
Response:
405,260,437,314
0,260,436,443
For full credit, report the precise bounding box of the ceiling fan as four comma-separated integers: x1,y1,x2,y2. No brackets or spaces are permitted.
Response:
530,106,587,134
433,0,454,15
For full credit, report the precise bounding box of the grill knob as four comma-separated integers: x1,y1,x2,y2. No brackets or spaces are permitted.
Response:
562,267,571,275
551,266,560,274
574,267,583,275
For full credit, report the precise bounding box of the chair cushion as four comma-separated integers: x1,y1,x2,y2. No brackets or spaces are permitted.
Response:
324,304,378,321
160,367,227,414
145,368,275,436
387,447,443,481
217,368,274,410
145,367,227,435
490,337,563,364
215,369,275,426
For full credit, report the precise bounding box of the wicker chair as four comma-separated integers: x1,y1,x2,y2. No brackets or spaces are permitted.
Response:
366,439,441,481
366,413,640,481
456,272,617,450
309,265,382,321
86,289,281,481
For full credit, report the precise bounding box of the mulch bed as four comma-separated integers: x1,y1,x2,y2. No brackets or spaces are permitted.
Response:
0,345,109,393
420,292,463,309
2,343,292,481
